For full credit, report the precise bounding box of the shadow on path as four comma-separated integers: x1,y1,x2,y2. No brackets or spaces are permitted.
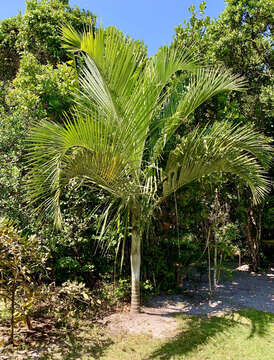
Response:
147,267,274,315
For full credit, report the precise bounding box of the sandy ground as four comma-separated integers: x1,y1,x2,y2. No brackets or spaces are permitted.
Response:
105,266,274,338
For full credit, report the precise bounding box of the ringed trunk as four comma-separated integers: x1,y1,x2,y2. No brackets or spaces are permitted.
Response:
130,216,141,314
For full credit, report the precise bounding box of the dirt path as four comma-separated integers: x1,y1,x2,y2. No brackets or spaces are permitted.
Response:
105,266,274,338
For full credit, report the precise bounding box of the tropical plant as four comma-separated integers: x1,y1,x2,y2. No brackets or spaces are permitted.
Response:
26,24,272,313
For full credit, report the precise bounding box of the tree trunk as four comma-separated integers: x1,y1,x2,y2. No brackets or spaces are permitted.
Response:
246,208,261,272
26,315,32,331
208,241,212,297
130,215,141,314
213,231,217,296
217,250,223,285
10,282,16,345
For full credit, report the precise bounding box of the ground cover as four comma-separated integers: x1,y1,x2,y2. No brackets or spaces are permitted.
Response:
1,306,273,359
101,309,274,360
1,267,273,359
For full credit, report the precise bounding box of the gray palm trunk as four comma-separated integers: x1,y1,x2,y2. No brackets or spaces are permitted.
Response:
130,212,141,313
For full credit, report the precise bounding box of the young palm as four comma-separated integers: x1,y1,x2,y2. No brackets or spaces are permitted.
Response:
27,25,272,313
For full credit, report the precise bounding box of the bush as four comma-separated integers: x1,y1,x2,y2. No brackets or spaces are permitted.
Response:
6,53,77,123
0,219,48,344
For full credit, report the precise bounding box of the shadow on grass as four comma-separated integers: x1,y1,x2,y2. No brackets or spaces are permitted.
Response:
37,329,114,360
55,334,113,360
238,308,274,338
146,309,274,360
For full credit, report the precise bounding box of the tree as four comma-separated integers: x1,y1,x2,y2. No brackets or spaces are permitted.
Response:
175,0,273,133
208,0,273,271
0,0,95,82
27,25,272,313
174,0,274,271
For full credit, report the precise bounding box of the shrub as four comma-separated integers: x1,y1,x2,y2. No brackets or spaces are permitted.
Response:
0,219,48,344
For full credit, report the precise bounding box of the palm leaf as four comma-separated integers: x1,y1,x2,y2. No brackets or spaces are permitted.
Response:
162,122,272,204
151,67,247,162
26,113,142,227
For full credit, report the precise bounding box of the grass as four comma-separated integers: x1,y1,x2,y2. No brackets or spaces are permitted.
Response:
100,309,274,360
0,307,273,359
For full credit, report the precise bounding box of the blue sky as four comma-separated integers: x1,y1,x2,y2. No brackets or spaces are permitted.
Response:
1,0,226,55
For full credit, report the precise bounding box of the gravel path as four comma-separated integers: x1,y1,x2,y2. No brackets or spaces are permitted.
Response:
147,265,274,315
105,266,273,339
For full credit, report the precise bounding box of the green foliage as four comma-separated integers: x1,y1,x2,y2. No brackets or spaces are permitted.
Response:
0,54,78,233
0,0,95,81
0,0,91,234
175,0,273,134
0,218,48,343
27,25,270,224
18,0,94,64
173,0,274,271
6,53,77,122
143,234,203,293
45,280,94,319
207,0,273,135
25,21,273,313
0,16,21,81
43,278,131,318
111,279,131,303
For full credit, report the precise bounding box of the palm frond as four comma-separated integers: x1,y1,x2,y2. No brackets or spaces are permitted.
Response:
152,44,198,85
61,24,83,54
75,54,119,119
151,67,247,162
162,122,272,204
26,112,142,227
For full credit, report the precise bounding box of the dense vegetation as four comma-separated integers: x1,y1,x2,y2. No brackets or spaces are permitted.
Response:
0,0,273,350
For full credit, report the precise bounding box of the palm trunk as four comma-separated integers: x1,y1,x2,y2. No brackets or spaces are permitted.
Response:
130,214,141,314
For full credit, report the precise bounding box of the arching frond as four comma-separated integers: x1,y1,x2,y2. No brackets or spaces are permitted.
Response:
152,44,198,85
26,112,142,227
151,67,247,162
62,24,147,103
162,122,272,204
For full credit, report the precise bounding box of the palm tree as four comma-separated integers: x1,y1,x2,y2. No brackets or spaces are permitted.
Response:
27,25,272,313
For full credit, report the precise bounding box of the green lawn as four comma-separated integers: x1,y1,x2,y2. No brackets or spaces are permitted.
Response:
101,309,274,360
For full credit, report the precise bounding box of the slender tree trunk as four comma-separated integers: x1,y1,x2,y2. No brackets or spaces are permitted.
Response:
208,241,212,297
217,250,223,285
26,315,32,331
130,214,141,314
213,231,217,296
205,225,212,298
246,208,261,272
10,282,16,345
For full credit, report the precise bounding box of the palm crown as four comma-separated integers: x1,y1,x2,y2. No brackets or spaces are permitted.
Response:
27,24,272,313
